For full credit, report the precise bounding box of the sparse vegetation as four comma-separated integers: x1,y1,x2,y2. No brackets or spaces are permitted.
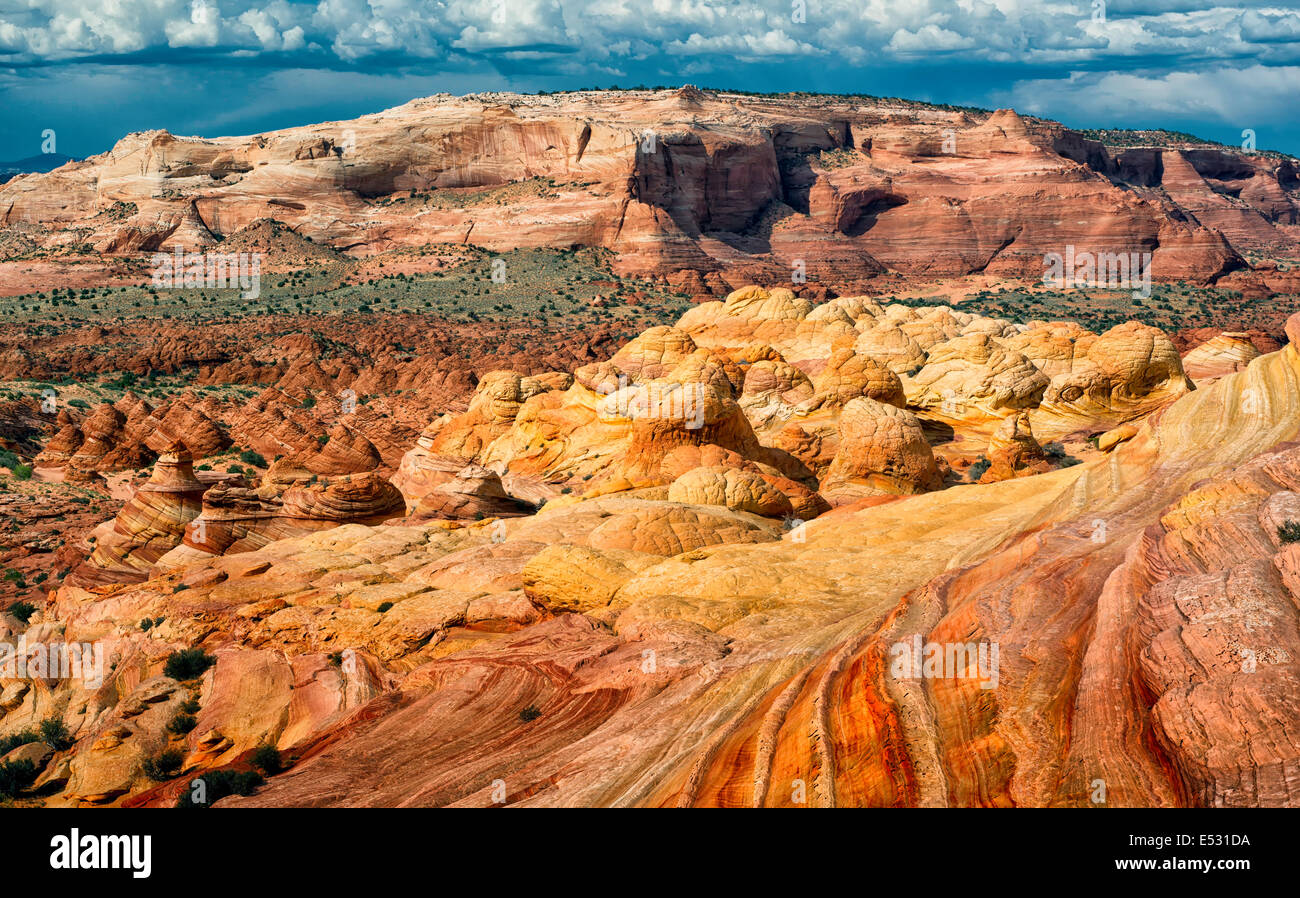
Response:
0,728,40,756
175,769,265,807
1278,521,1300,544
0,759,37,798
251,745,284,775
166,712,198,735
38,717,73,751
6,601,36,624
238,449,267,468
143,748,185,780
163,648,216,681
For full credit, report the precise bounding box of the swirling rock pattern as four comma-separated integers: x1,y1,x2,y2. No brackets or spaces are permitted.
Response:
16,305,1300,808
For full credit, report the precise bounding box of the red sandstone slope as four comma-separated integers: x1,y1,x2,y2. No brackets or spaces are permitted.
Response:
215,318,1300,808
3,89,1296,291
11,292,1299,808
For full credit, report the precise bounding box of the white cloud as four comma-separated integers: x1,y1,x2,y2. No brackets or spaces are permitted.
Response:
165,0,222,49
887,24,977,52
0,0,1294,67
998,64,1300,126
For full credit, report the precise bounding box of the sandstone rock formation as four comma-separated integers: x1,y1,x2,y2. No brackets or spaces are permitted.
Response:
980,412,1049,482
71,442,216,585
9,292,1300,811
155,472,405,568
1182,332,1263,382
408,464,535,523
821,398,943,501
4,90,1294,293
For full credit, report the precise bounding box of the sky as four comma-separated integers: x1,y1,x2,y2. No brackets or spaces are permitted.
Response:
0,0,1298,161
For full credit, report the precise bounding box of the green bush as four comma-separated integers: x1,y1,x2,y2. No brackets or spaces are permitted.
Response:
10,465,31,481
38,717,73,751
163,648,215,681
6,601,36,624
519,705,542,722
0,759,37,798
251,745,284,775
0,728,39,756
176,769,264,807
166,713,198,735
1279,521,1300,545
968,457,992,481
238,450,267,468
142,749,185,780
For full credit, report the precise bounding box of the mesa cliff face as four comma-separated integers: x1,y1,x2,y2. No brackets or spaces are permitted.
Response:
4,89,1297,292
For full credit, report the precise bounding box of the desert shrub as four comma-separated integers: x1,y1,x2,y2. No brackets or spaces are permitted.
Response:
1278,521,1300,544
166,713,198,735
251,745,284,775
0,759,37,798
163,648,215,681
519,705,542,722
176,769,264,807
0,729,39,755
38,717,73,751
6,601,36,624
142,749,185,780
11,465,32,481
968,457,992,481
238,450,267,468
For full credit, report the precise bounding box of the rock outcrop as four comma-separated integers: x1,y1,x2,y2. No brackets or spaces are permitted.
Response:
5,90,1294,292
8,281,1300,809
71,443,216,585
821,398,944,501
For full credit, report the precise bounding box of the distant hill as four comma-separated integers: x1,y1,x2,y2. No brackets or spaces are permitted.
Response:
0,153,75,184
1,88,1296,290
